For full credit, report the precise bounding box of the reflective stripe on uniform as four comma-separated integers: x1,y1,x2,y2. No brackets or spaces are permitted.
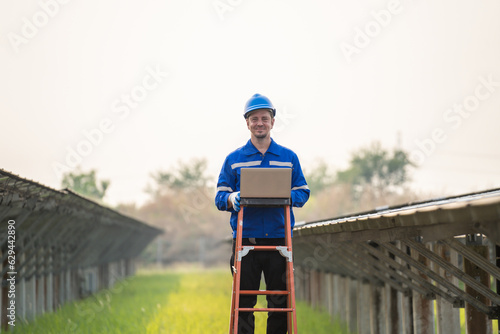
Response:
292,185,310,191
217,186,233,192
231,161,262,169
269,161,293,168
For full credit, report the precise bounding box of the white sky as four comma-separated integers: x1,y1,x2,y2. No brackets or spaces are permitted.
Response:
1,0,500,207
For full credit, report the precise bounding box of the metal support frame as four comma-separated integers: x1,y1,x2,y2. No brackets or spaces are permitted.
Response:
14,215,66,281
381,242,490,313
348,243,430,298
303,240,383,286
403,239,500,306
0,213,59,279
443,238,500,282
357,243,447,301
340,245,411,296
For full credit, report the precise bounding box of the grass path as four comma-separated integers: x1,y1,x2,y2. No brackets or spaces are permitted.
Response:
10,268,350,333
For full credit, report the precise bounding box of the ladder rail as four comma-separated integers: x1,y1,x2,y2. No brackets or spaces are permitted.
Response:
229,204,298,334
230,208,245,333
284,205,298,332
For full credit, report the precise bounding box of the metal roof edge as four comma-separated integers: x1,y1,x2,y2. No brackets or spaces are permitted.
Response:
296,187,500,231
0,168,163,234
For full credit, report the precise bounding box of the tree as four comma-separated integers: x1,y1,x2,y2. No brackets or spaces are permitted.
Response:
140,157,229,266
61,168,110,201
336,142,414,196
304,160,335,194
147,158,210,196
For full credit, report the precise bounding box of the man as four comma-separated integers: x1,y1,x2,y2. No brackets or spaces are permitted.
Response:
215,93,310,334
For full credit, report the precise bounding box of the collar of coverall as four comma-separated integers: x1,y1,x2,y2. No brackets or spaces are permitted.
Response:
242,138,280,156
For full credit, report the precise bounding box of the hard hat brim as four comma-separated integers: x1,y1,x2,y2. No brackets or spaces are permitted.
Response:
244,108,276,119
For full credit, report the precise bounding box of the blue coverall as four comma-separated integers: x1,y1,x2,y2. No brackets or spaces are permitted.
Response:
215,138,310,334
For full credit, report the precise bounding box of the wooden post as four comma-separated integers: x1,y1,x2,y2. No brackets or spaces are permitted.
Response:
36,247,45,316
370,283,386,334
338,276,347,324
411,242,434,334
103,262,110,290
386,283,400,334
464,235,491,334
321,271,328,311
347,277,358,333
64,269,71,303
304,268,310,305
294,266,302,301
59,253,66,306
332,274,341,320
400,289,413,334
317,270,323,310
46,248,53,313
310,270,318,309
53,272,59,310
397,241,414,334
317,270,324,310
25,276,36,321
300,266,306,302
385,245,402,334
433,242,460,334
325,272,333,316
58,270,64,307
17,247,26,322
357,280,370,334
324,271,331,310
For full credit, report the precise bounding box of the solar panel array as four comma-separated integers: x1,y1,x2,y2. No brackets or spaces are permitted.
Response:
0,169,162,328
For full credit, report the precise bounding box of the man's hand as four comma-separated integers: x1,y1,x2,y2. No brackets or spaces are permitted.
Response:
229,192,240,212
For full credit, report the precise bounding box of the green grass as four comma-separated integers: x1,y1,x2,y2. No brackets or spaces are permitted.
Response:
9,271,181,334
9,268,350,333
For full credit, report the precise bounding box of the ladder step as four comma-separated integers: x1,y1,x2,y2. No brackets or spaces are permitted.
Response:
238,307,294,312
239,290,289,295
245,245,286,251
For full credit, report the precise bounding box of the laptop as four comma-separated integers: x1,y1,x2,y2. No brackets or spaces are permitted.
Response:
240,168,291,199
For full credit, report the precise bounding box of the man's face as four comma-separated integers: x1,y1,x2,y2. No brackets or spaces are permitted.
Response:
246,109,275,139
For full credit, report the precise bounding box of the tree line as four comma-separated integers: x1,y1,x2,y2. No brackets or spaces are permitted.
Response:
61,141,420,266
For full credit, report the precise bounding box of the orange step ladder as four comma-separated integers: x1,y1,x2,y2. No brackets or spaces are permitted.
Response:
229,198,298,334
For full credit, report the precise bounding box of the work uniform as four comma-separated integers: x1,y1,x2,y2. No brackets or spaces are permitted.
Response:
215,138,310,334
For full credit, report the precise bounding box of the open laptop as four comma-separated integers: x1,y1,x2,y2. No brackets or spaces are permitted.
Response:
240,168,291,199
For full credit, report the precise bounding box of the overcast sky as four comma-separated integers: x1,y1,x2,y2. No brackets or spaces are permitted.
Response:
1,0,500,207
